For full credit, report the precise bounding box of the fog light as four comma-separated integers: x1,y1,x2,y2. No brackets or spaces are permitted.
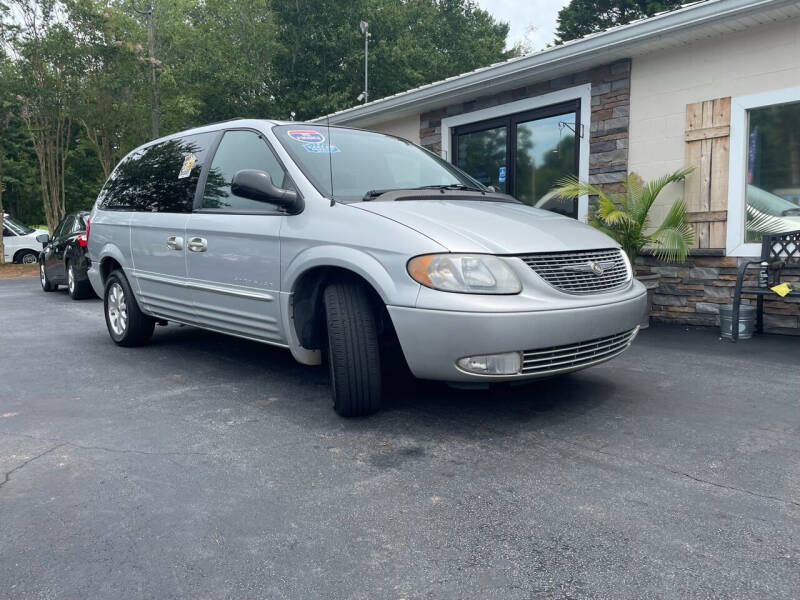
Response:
456,352,522,375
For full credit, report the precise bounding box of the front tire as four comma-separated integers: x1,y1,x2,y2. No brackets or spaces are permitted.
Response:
104,269,154,346
67,261,92,300
18,250,38,264
40,260,56,292
324,281,382,417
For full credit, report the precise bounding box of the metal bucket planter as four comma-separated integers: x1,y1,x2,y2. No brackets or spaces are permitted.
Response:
636,273,661,329
719,304,756,340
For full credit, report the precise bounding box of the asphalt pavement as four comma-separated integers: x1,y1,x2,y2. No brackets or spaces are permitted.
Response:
1,275,798,599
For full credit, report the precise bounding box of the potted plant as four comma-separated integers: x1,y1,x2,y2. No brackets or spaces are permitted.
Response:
550,168,694,327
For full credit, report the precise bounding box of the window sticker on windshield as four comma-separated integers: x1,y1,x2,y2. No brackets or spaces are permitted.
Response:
303,143,340,154
288,130,325,144
178,153,197,179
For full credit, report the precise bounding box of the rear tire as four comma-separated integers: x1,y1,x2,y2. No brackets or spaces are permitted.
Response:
324,281,382,417
67,261,92,300
104,269,155,346
40,260,56,292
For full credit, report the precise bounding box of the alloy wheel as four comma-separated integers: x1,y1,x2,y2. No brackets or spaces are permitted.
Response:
68,266,75,295
107,282,128,336
22,253,37,264
40,263,46,288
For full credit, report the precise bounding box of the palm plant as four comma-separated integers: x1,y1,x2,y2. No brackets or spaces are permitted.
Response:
550,168,695,264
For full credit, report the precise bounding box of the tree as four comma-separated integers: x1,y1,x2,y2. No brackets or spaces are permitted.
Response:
11,0,82,233
66,0,150,178
270,0,514,119
0,1,16,263
555,0,684,43
0,0,516,231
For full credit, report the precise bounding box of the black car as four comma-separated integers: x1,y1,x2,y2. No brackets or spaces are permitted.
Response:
38,211,95,299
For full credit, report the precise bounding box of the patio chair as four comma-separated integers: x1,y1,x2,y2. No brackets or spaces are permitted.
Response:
731,230,800,342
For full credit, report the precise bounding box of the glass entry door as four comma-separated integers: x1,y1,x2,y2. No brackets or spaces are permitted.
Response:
452,100,580,218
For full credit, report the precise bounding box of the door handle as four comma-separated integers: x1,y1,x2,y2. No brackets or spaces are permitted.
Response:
166,235,184,251
188,237,207,253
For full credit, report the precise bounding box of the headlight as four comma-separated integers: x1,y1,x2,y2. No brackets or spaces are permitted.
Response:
407,253,521,294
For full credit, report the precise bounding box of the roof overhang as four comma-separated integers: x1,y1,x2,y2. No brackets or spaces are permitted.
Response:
314,0,800,127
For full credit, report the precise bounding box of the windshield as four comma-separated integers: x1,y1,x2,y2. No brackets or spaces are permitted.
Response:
273,125,483,202
3,215,35,235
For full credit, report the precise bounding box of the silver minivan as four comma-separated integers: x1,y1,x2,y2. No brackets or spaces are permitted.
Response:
88,119,646,416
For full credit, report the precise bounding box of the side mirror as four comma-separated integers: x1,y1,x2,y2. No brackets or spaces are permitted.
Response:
36,233,50,245
231,170,302,213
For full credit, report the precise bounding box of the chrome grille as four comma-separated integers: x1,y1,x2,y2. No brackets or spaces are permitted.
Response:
521,328,638,376
518,248,629,294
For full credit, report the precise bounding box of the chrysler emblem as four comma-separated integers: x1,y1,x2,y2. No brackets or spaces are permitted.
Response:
590,261,605,275
561,260,615,276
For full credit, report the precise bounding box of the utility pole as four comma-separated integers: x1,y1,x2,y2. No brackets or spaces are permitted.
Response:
359,21,369,104
133,0,159,139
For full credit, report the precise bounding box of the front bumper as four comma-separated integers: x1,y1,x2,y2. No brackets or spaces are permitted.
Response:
387,290,647,382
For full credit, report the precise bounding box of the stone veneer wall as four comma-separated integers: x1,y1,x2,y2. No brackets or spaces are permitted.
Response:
418,59,632,190
636,254,800,333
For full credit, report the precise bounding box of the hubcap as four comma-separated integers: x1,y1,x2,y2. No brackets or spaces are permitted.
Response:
68,266,75,294
22,253,36,264
40,263,46,287
107,282,128,336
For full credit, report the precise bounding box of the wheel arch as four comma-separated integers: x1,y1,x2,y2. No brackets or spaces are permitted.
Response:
282,247,412,366
97,244,129,286
13,247,39,263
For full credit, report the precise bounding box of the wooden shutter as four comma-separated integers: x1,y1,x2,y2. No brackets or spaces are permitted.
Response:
684,97,731,249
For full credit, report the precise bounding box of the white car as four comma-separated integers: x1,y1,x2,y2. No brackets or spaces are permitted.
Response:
2,214,48,264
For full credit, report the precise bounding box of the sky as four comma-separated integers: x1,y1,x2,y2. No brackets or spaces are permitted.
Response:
475,0,572,52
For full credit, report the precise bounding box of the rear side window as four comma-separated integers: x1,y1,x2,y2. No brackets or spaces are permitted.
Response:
202,130,292,212
69,215,84,234
53,216,72,240
98,132,216,212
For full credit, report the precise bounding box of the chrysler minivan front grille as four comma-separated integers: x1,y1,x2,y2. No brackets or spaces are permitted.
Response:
518,248,629,294
521,328,638,376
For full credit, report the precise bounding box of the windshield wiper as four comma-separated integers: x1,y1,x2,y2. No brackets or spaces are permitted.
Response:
413,184,486,193
362,184,486,201
362,188,399,201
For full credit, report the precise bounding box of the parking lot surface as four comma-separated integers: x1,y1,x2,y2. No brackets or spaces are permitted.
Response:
1,275,798,599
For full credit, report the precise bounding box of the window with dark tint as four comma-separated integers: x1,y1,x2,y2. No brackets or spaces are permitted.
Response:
202,130,292,212
745,100,800,241
69,215,85,234
452,101,579,218
53,216,72,240
98,132,216,212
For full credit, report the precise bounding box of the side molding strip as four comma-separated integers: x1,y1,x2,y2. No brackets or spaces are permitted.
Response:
132,270,275,302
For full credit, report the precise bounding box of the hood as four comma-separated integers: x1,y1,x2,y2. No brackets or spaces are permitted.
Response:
352,200,618,254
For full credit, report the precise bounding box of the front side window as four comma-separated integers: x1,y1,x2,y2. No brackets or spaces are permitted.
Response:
98,132,216,213
745,100,800,241
273,125,479,202
202,130,292,212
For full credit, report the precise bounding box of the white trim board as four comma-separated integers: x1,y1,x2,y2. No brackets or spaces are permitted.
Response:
440,85,592,222
726,86,800,257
